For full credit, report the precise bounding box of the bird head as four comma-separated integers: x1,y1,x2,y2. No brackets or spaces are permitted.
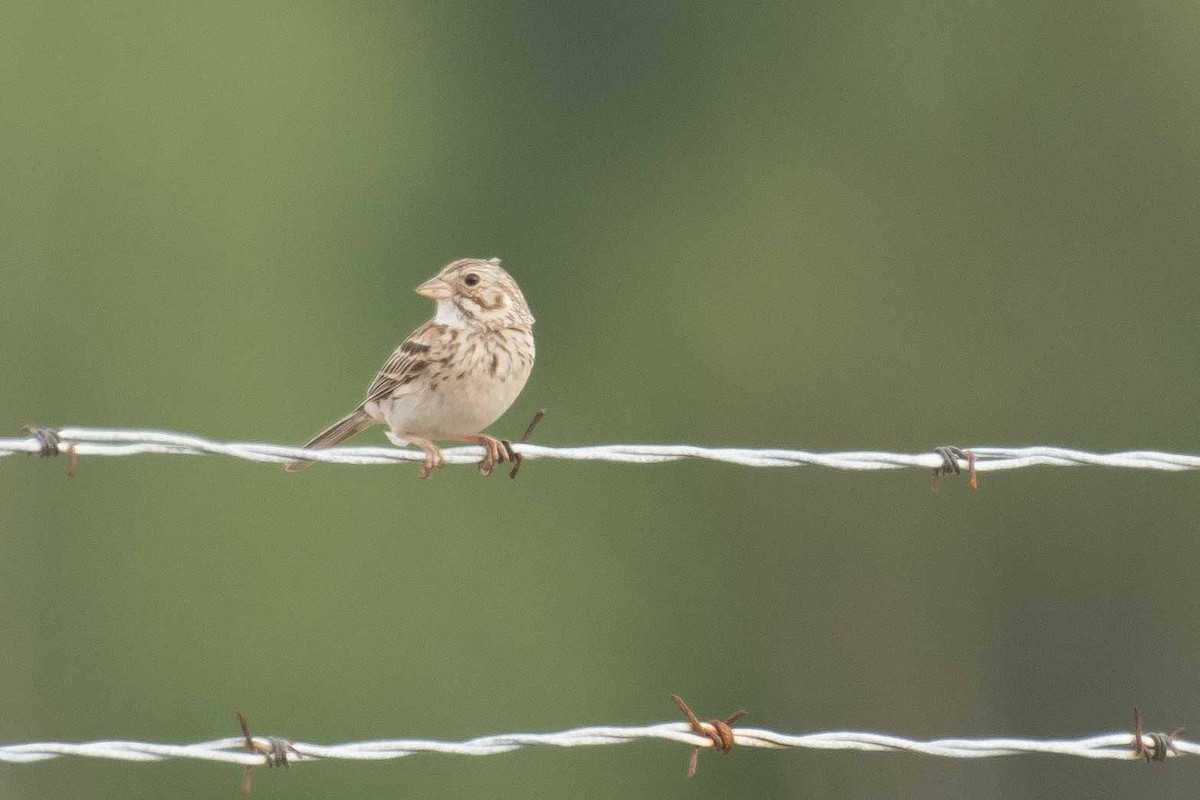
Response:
417,257,534,329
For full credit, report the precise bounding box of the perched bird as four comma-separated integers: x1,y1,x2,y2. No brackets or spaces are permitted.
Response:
286,257,535,477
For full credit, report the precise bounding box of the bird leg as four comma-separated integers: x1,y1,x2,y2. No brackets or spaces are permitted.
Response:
456,434,509,477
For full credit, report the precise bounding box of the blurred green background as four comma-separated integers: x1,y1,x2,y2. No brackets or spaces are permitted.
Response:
2,1,1200,796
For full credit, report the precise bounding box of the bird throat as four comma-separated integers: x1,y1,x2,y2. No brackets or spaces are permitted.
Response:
433,298,473,327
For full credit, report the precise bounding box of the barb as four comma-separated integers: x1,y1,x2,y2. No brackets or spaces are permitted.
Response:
1,722,1198,769
236,712,297,796
3,427,1200,476
505,407,546,479
671,694,747,777
1132,708,1184,763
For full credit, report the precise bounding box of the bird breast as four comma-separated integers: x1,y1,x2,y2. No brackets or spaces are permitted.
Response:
374,326,534,439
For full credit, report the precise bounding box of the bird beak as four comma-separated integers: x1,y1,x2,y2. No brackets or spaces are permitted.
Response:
415,276,453,300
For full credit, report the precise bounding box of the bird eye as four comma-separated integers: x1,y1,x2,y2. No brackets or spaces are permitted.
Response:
464,273,480,287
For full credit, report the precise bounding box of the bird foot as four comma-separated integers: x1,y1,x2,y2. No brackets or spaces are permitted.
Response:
459,434,510,477
418,446,445,479
388,432,445,478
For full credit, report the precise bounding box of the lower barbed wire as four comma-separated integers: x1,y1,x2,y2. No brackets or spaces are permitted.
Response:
0,723,1192,766
3,427,1200,474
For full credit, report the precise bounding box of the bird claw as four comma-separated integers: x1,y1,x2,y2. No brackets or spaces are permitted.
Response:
476,436,511,477
418,447,444,478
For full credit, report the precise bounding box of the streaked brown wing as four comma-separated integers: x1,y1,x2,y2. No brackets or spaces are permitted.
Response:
362,321,443,405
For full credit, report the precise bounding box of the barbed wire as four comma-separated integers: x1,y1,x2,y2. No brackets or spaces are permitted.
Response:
0,718,1193,771
3,426,1200,476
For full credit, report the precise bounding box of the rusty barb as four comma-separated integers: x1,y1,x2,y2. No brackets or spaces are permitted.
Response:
505,407,546,479
22,425,77,477
670,694,747,778
236,712,300,796
931,446,977,491
1132,708,1184,763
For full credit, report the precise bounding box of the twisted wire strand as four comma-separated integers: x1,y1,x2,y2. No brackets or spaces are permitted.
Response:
2,427,1200,473
0,724,1194,766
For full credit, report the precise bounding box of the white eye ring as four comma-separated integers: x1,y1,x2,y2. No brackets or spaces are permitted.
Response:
464,273,480,287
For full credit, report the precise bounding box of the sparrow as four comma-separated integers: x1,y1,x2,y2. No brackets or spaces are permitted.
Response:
286,257,535,477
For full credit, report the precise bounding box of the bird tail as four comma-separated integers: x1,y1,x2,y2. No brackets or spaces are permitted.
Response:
284,408,373,472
